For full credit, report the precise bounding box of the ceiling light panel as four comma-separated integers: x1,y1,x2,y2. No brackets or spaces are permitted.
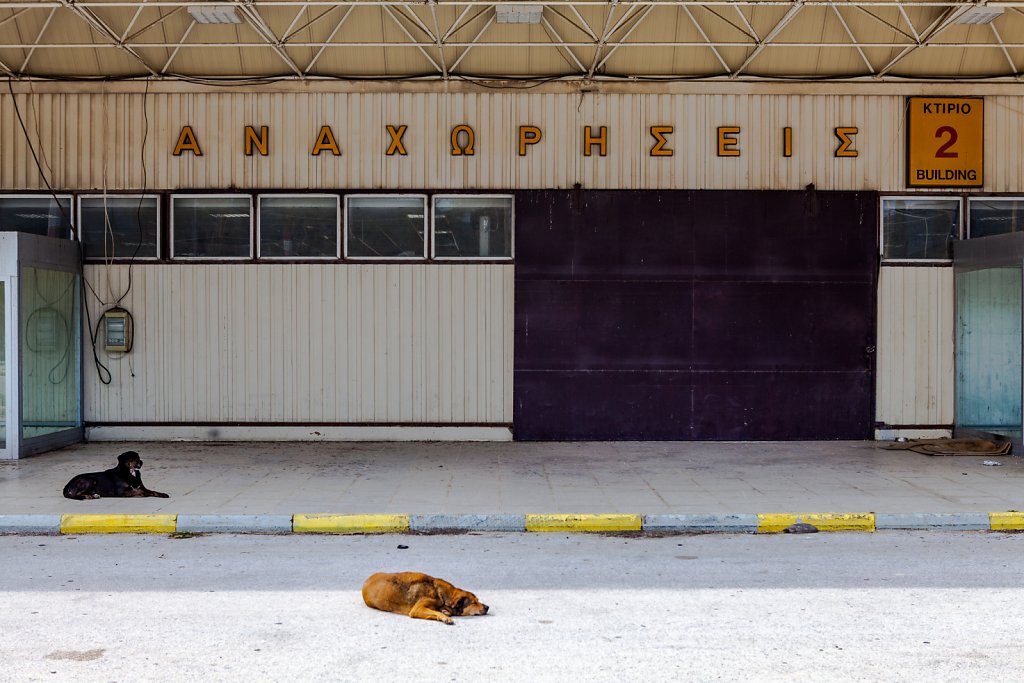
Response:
187,5,242,25
956,6,1004,25
495,4,544,25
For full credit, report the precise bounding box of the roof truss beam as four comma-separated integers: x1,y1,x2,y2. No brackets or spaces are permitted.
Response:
732,0,805,78
236,1,304,76
832,5,875,74
0,2,1021,82
58,0,160,75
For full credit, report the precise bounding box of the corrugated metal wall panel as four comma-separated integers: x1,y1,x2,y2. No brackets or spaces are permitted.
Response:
875,266,955,426
988,97,1024,194
4,88,1005,433
5,90,1007,191
82,264,513,424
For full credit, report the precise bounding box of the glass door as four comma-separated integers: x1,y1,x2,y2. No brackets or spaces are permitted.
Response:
0,279,6,455
955,266,1023,440
19,267,79,444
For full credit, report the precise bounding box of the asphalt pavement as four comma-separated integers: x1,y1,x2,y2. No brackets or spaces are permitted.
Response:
2,532,1022,682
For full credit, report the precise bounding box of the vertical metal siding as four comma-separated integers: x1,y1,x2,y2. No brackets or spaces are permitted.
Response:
1,91,994,191
988,97,1024,193
82,264,514,424
875,266,955,426
4,89,1012,433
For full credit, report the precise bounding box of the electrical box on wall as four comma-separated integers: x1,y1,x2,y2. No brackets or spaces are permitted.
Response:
103,308,132,353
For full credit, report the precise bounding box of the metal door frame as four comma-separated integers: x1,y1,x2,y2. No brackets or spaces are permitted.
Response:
0,233,83,460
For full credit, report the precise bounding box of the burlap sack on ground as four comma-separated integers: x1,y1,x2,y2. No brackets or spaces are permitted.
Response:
883,438,1013,456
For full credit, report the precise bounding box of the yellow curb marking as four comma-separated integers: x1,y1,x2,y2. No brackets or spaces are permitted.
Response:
292,513,410,534
61,514,177,534
989,511,1024,531
525,513,642,532
757,512,876,533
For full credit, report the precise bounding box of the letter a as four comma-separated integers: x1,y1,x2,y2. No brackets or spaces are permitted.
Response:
312,126,341,156
173,126,202,156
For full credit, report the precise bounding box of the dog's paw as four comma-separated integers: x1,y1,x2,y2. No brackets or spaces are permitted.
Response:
90,494,101,499
442,616,454,625
156,492,170,498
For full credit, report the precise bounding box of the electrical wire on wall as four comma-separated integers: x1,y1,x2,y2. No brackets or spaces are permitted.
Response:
23,289,73,388
85,79,150,383
7,79,79,392
6,77,147,386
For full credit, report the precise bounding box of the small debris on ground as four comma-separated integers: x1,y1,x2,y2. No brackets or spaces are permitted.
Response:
784,520,819,534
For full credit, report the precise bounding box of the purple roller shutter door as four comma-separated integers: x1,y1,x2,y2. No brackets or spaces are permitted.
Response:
513,189,878,440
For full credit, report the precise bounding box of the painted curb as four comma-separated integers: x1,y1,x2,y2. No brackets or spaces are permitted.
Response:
644,514,758,533
989,511,1024,531
293,513,410,534
757,512,876,533
410,514,526,533
60,514,177,534
525,513,642,532
176,514,293,534
0,515,62,535
3,511,1022,535
875,512,990,530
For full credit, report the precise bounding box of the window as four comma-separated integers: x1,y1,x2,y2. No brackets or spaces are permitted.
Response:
969,198,1024,239
78,195,160,260
345,195,426,259
171,194,252,259
432,195,513,259
258,194,339,259
881,197,961,262
0,195,73,239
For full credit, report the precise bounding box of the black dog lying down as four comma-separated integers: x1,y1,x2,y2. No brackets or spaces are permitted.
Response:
63,451,169,500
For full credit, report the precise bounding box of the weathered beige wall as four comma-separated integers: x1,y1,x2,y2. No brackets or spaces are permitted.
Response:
3,88,1021,193
82,264,513,425
0,89,952,192
6,84,1006,430
875,266,955,428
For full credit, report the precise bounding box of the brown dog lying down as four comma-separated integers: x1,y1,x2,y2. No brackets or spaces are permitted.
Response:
362,572,488,625
62,451,169,500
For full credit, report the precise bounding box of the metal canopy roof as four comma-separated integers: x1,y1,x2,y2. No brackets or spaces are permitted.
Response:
1,1,1023,82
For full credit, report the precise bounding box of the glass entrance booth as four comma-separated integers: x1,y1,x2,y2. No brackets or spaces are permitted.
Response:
0,233,82,459
954,232,1024,449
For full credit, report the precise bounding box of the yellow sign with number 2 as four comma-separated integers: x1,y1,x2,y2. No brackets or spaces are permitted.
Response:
907,97,983,188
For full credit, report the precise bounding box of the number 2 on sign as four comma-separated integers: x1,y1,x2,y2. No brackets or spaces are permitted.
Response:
935,126,958,158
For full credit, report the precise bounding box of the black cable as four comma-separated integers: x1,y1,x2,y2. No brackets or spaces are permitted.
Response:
23,306,71,383
6,79,76,241
116,77,150,306
89,312,113,385
6,78,119,387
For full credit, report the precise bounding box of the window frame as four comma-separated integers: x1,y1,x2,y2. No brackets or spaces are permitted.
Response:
430,193,515,261
967,196,1024,239
879,194,963,265
256,193,341,261
76,193,162,262
170,193,254,261
0,193,74,240
343,193,428,261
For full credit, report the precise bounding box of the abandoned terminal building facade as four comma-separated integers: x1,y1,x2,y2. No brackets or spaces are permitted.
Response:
0,1,1022,455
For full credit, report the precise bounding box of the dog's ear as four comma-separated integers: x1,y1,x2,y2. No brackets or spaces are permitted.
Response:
450,596,467,616
117,451,140,465
435,582,455,608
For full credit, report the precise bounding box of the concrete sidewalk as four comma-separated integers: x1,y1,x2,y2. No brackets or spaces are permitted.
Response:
1,440,1023,533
